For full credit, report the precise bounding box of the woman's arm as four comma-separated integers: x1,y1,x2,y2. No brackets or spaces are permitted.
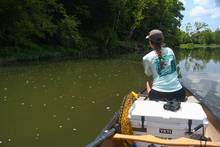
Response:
146,81,152,95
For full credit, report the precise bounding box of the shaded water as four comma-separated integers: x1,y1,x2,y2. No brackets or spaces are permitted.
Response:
0,59,147,147
0,48,220,146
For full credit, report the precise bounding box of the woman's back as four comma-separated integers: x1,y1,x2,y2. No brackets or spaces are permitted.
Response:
143,47,182,92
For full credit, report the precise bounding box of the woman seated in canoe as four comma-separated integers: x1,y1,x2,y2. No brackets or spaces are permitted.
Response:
143,29,186,102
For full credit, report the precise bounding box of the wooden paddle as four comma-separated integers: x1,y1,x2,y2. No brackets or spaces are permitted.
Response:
112,133,220,147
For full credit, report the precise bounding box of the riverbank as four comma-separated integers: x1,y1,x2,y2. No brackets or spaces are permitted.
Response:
0,41,142,65
180,43,220,49
2,43,220,65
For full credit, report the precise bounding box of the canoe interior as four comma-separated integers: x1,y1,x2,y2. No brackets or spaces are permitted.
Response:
99,90,220,147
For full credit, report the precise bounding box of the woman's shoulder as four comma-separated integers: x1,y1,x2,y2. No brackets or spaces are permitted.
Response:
143,50,156,61
163,47,174,54
162,46,173,51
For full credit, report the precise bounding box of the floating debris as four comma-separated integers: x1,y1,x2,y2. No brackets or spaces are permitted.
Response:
73,128,77,131
89,86,92,89
70,106,75,109
53,114,57,118
26,80,29,84
59,125,63,128
59,95,63,99
71,96,75,98
21,102,25,106
36,133,40,137
91,101,95,104
66,117,70,121
0,140,2,144
106,106,110,110
116,93,120,97
8,138,11,142
4,88,7,91
43,104,47,107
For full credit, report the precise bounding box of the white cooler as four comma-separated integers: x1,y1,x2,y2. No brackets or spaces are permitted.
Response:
128,100,208,147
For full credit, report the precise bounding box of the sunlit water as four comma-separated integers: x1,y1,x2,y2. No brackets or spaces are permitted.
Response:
177,48,220,122
0,48,220,147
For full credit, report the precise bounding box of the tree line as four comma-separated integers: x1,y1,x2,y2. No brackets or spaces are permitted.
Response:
0,0,184,59
178,22,220,45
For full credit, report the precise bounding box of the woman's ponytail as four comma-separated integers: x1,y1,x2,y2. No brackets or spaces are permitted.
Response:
155,49,164,69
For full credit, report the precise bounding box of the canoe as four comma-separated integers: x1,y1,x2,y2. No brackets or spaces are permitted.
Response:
87,87,220,147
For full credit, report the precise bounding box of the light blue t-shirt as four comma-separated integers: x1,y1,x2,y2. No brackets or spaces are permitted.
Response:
143,47,182,92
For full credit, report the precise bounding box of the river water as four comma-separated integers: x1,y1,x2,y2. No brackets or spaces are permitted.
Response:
0,48,220,147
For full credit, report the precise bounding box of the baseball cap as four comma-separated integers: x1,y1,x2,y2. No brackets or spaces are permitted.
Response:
146,29,164,44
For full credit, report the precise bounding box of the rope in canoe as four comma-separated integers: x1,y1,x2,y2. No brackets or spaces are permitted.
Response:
117,92,138,147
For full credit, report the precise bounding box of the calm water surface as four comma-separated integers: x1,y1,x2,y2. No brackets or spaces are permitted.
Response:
0,48,220,147
0,59,146,147
176,48,220,122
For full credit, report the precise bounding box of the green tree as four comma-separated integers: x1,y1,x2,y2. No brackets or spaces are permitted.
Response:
179,21,218,45
214,28,220,44
194,21,209,33
0,0,80,48
185,23,193,36
0,0,187,59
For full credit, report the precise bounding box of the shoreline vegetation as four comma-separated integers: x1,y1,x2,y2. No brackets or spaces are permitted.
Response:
1,43,220,65
0,40,141,65
180,44,220,49
0,0,185,65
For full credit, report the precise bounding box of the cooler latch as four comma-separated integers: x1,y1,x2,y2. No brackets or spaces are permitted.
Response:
141,116,145,129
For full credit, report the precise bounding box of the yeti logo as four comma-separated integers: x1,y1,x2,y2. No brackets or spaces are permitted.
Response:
159,128,172,134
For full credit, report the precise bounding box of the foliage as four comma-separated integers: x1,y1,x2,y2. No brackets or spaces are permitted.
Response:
179,21,220,46
0,0,185,60
179,43,220,49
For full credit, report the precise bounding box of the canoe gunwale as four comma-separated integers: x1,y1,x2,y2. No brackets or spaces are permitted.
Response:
183,85,220,133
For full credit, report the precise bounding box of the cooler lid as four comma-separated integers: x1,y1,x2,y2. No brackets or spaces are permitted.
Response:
128,100,207,122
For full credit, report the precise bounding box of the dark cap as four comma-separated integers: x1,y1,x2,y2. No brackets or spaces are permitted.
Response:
146,29,164,43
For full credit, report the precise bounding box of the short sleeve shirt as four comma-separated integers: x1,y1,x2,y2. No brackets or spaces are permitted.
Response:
143,47,182,92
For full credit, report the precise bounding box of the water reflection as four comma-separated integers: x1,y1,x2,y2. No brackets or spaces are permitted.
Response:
176,48,220,121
